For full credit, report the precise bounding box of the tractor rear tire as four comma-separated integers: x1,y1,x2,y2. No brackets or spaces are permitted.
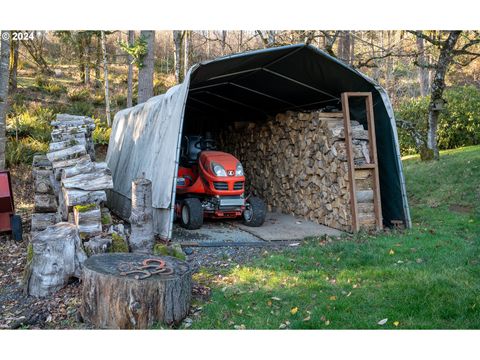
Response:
179,198,203,230
243,196,266,227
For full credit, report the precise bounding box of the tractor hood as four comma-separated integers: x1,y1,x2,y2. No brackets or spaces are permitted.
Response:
200,151,240,174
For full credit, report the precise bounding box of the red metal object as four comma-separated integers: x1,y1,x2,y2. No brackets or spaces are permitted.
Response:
0,171,15,233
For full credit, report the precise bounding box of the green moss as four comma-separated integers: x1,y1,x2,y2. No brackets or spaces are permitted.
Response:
111,233,129,253
153,244,170,256
153,243,186,260
101,213,112,225
74,203,97,213
26,243,33,263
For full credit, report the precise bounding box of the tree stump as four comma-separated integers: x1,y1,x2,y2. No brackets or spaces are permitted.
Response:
128,177,155,253
81,253,191,329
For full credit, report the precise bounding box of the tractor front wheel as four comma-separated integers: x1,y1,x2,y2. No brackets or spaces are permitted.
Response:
242,196,266,227
179,198,203,230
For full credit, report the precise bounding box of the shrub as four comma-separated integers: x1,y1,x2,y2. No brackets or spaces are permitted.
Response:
113,94,127,108
395,85,480,155
67,101,95,116
43,82,67,96
67,88,91,102
92,118,112,145
6,136,49,166
92,93,104,106
6,104,53,142
439,86,480,149
34,75,49,88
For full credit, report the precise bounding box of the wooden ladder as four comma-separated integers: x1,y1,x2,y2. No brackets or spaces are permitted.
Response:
341,92,383,232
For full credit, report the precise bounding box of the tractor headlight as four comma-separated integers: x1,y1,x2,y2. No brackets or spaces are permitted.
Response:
211,162,227,177
235,162,244,176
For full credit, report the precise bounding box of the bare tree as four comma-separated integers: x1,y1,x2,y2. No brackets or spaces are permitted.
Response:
410,30,480,160
127,30,135,108
137,31,155,103
0,32,10,170
9,38,19,91
184,30,189,79
100,31,111,127
416,37,430,96
173,30,184,83
23,31,53,75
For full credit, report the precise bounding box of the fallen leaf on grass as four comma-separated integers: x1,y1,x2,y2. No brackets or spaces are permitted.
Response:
271,297,281,301
267,300,272,307
346,292,352,297
234,324,246,330
303,315,311,321
329,295,337,301
325,320,330,326
279,323,287,329
377,318,388,325
389,249,395,255
393,321,400,327
290,307,298,315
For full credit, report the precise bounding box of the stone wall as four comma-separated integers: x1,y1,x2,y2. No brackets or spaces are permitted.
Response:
218,110,372,232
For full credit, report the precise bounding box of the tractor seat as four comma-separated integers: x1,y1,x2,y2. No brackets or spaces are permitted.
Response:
180,135,204,166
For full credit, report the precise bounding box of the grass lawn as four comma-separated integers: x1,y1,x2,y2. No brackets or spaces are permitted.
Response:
190,146,480,329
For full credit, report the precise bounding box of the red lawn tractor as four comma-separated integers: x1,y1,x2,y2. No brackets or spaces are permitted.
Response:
175,135,266,230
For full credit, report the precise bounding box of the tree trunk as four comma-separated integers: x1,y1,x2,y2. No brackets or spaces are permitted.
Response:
100,31,111,126
0,31,10,170
80,253,192,328
128,177,155,253
173,30,183,83
416,37,430,96
84,42,90,85
9,38,18,91
137,30,155,103
127,30,134,108
183,30,189,80
426,31,461,160
95,36,102,88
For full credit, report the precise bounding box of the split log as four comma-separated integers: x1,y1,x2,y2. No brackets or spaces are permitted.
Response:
52,154,91,170
47,144,87,163
62,161,107,179
128,178,155,254
31,212,59,233
62,168,113,191
25,223,87,297
51,129,87,142
49,137,86,152
33,169,54,194
32,154,52,170
74,204,102,237
80,253,192,328
62,188,107,207
34,194,58,212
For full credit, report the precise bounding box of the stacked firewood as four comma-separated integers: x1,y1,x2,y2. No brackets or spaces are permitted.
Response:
219,111,373,232
30,114,114,242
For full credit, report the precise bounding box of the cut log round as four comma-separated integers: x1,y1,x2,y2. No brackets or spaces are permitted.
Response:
80,253,192,329
128,177,155,254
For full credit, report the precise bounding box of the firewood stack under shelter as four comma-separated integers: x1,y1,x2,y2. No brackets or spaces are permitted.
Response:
219,111,376,232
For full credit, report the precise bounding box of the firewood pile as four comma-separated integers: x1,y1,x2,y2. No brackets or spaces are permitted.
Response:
26,114,117,297
219,111,374,232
